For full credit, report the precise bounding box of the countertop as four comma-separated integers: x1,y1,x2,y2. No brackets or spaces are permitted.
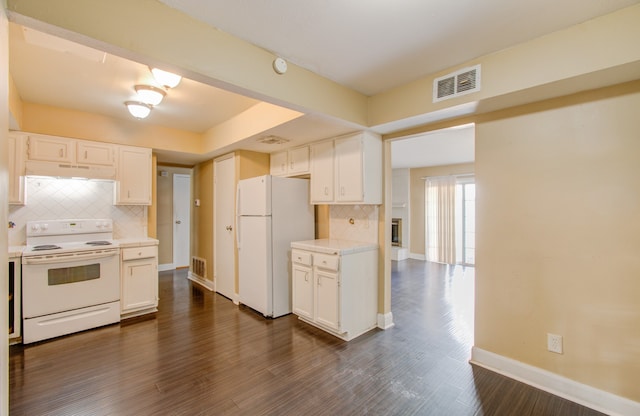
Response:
291,239,378,255
116,238,159,248
7,239,157,256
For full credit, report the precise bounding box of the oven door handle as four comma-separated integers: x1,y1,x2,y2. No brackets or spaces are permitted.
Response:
22,250,119,265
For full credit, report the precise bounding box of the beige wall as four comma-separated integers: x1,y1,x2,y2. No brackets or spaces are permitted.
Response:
156,165,193,265
19,102,201,153
193,160,214,281
474,80,640,402
408,163,475,256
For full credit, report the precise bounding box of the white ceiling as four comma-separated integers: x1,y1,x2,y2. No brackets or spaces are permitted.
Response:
8,0,638,167
391,124,475,169
157,0,638,95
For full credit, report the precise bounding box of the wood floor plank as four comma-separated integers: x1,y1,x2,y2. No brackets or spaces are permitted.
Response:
9,261,608,415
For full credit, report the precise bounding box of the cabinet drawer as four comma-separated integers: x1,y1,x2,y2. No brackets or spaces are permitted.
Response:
121,246,157,261
292,249,312,266
313,253,339,271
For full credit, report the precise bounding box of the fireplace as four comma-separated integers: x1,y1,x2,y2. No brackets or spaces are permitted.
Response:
391,218,402,247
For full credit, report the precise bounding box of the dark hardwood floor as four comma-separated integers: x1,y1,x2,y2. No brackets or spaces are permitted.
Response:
9,260,606,415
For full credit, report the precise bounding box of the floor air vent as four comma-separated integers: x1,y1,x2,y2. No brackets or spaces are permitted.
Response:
191,256,207,280
433,65,481,102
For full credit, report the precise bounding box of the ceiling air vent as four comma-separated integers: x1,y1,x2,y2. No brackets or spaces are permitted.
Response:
433,64,481,103
258,135,289,145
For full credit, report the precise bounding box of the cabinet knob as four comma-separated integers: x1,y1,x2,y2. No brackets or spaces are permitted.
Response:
175,220,182,224
225,225,233,231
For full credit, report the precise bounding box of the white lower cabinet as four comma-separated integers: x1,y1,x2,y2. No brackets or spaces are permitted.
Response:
120,243,158,318
291,243,378,341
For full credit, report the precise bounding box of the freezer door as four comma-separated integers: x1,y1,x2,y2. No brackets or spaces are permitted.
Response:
237,175,271,216
238,215,273,316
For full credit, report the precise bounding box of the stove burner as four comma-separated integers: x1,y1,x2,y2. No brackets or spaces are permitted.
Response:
86,241,112,246
32,244,62,251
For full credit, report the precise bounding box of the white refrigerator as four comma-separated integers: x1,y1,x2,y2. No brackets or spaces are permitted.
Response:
237,175,314,318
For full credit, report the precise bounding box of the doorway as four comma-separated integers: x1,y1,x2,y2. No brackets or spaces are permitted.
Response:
389,123,475,334
157,166,192,271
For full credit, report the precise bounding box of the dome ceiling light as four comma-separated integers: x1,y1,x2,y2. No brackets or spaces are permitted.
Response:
134,85,166,106
150,67,182,88
125,101,152,119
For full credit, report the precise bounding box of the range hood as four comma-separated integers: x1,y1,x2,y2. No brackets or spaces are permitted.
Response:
25,160,116,180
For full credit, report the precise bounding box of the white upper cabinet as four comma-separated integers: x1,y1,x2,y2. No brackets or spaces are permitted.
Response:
114,146,152,205
8,133,26,205
27,135,75,163
310,131,382,205
309,140,334,203
76,140,116,166
270,145,310,177
270,151,288,176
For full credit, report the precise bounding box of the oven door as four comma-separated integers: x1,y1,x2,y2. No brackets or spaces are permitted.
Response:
22,249,120,319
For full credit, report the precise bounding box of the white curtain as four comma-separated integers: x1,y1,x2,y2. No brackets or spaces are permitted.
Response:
425,175,457,264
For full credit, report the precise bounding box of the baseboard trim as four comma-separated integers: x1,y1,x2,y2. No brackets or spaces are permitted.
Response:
409,253,426,261
470,347,640,416
158,263,174,272
187,272,215,291
377,312,395,330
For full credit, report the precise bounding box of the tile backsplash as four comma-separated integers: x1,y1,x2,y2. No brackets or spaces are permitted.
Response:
8,177,147,246
329,205,379,244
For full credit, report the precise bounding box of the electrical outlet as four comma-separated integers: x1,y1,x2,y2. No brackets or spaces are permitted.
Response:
547,333,563,354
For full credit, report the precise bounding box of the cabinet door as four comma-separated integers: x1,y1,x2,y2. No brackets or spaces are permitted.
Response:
315,269,340,331
27,135,75,163
270,151,288,176
77,141,115,166
310,140,334,203
288,146,310,175
292,263,314,319
121,258,158,313
115,146,152,205
8,135,26,205
335,135,364,202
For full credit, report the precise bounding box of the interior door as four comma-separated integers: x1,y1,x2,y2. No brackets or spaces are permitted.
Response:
173,174,191,268
214,155,236,299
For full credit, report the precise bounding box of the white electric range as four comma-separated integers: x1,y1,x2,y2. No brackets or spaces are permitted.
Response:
21,219,121,344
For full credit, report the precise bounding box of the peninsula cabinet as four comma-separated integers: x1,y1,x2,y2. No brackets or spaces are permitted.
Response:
114,145,152,205
309,131,382,204
291,239,378,341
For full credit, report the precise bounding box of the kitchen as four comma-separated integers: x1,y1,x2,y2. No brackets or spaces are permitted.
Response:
3,2,640,416
8,116,388,347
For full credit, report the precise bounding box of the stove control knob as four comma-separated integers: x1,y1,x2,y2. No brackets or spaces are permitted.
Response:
31,224,40,232
42,223,49,231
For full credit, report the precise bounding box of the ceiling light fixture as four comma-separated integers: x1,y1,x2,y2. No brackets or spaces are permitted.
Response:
134,85,166,106
150,67,182,88
125,101,152,119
